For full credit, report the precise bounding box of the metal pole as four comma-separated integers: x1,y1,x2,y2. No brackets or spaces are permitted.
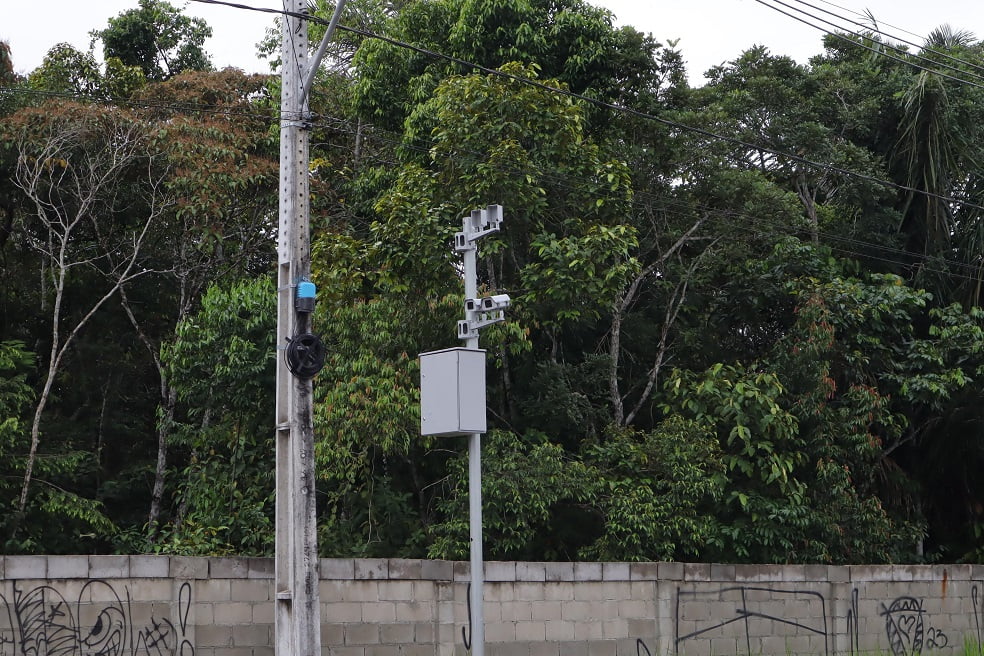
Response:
275,2,320,655
461,217,485,656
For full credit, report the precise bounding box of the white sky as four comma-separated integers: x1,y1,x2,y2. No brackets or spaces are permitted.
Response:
2,0,984,85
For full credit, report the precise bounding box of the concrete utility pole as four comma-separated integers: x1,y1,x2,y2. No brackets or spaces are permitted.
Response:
275,2,345,655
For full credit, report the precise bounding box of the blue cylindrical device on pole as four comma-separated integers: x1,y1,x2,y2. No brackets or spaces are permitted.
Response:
295,280,316,314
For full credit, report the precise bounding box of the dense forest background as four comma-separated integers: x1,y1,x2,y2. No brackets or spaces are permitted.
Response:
2,0,984,564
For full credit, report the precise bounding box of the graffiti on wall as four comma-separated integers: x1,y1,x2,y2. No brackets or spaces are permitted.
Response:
674,583,984,656
879,596,949,656
0,580,193,656
675,586,829,655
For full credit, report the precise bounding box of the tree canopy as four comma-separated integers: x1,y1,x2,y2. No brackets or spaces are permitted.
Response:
3,1,984,564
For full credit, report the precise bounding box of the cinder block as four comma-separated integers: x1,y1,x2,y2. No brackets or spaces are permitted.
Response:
529,643,560,656
629,563,659,581
588,640,617,656
709,563,735,581
491,642,527,656
492,600,525,622
195,602,215,625
321,622,344,646
48,555,88,579
354,558,388,580
618,599,654,620
196,624,235,648
486,583,515,602
415,621,436,644
232,623,270,646
379,622,416,644
574,562,603,582
487,561,517,582
515,582,545,602
230,579,270,602
246,557,273,579
211,648,255,656
683,564,710,581
804,564,829,581
196,579,232,602
553,641,588,656
396,600,434,623
388,558,422,580
544,582,574,602
210,558,249,579
126,579,172,602
561,600,592,621
5,555,47,579
252,601,274,624
170,556,208,579
574,620,604,640
850,564,895,583
485,621,516,642
404,646,439,656
602,562,630,581
516,562,546,582
657,562,684,581
342,581,379,602
710,636,739,655
421,559,454,581
516,620,546,642
597,582,630,602
544,562,574,582
544,619,576,641
629,581,654,601
602,618,629,640
453,560,470,582
344,622,380,645
124,601,155,628
378,580,414,601
130,555,170,578
213,601,253,625
324,601,362,622
946,564,973,581
412,580,438,601
361,600,396,623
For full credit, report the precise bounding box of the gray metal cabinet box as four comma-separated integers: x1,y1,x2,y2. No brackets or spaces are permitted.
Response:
419,348,486,436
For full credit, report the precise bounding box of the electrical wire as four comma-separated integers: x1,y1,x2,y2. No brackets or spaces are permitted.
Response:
8,0,984,281
182,0,984,216
784,0,984,79
752,0,984,89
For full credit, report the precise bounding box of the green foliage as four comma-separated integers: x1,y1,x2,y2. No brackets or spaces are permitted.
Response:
92,0,213,82
156,277,277,556
578,417,724,562
428,420,726,562
313,292,459,557
7,0,984,564
27,44,105,97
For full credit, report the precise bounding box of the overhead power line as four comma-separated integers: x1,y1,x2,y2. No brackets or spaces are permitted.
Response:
9,1,984,280
752,0,984,89
784,0,984,79
186,0,984,215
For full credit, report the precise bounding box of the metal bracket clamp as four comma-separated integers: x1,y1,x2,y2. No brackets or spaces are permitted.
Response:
455,205,503,252
458,296,509,341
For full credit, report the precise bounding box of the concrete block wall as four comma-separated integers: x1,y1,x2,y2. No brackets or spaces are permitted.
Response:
0,556,982,655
